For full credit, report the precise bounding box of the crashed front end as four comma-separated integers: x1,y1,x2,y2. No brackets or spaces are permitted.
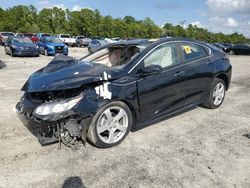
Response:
15,55,112,149
15,88,92,149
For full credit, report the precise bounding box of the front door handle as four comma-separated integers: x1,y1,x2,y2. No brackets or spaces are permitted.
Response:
174,71,185,77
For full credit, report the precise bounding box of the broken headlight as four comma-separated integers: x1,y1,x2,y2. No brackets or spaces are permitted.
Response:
34,94,83,116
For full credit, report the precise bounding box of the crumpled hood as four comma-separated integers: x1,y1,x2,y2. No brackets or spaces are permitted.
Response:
22,55,113,92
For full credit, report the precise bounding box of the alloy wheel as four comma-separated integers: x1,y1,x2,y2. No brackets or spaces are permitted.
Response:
212,83,225,106
96,106,129,144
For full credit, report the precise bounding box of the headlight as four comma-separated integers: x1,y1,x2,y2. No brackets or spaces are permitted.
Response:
47,45,54,49
34,94,83,116
12,45,19,49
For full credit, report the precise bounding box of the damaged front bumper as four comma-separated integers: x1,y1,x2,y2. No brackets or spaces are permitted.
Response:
15,98,89,147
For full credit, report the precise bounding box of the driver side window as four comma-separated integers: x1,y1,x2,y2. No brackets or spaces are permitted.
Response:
144,43,178,68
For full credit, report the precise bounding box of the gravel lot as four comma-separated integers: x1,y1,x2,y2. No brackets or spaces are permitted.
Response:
0,46,249,188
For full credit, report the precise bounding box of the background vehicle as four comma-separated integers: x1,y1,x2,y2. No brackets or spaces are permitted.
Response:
16,38,231,149
15,33,39,43
0,32,15,45
56,34,76,47
4,36,39,57
75,36,91,47
225,44,250,55
37,36,68,56
88,39,108,53
37,33,51,39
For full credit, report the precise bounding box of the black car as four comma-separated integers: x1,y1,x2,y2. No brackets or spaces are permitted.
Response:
4,36,40,57
225,44,250,55
15,38,232,148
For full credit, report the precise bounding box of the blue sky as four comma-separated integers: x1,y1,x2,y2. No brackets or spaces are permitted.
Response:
1,0,250,37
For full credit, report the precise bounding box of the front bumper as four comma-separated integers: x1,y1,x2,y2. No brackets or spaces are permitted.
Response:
15,102,59,145
13,48,40,56
47,47,68,56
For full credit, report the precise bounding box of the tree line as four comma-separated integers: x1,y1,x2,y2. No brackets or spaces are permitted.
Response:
0,5,249,44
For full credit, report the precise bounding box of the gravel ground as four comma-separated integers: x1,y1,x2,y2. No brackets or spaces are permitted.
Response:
0,46,249,188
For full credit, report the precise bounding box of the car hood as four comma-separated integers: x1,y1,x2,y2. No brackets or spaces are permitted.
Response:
44,42,65,47
21,55,116,92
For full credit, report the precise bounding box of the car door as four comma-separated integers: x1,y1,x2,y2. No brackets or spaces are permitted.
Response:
178,42,215,105
136,42,187,122
38,38,45,53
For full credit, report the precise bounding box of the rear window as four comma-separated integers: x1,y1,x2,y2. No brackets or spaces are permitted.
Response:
60,35,70,38
2,32,14,36
41,34,51,37
180,43,208,62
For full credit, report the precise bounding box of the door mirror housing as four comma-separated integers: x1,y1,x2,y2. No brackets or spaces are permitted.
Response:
137,64,162,77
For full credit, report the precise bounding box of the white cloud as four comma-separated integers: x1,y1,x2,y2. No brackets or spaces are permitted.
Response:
72,5,93,11
72,5,82,11
206,0,250,14
226,18,239,27
54,3,66,10
191,21,204,28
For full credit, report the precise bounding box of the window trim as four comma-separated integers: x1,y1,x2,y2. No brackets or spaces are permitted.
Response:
178,42,210,63
128,41,212,74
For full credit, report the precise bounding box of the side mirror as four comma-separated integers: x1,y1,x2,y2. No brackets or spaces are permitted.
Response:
137,64,162,77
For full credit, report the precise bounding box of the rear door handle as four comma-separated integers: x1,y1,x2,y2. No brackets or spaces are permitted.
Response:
174,71,185,77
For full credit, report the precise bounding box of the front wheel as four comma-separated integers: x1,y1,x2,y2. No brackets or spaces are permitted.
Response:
203,78,226,109
87,101,132,148
44,49,48,56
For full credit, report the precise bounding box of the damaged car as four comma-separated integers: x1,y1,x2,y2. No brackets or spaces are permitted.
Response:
15,38,232,149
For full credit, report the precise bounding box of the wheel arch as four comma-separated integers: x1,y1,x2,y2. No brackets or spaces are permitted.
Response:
216,73,229,90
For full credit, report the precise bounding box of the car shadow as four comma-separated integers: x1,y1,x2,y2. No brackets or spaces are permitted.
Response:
0,60,6,69
62,176,86,188
243,133,250,139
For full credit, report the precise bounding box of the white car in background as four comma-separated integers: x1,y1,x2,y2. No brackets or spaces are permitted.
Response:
56,34,76,47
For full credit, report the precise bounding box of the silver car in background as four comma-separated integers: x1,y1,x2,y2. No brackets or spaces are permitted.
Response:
75,36,91,47
88,39,108,53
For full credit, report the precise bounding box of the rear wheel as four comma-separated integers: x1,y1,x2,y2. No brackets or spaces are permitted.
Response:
203,78,226,109
87,101,132,148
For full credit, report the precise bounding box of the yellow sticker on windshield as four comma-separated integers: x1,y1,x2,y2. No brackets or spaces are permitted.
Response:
183,46,192,54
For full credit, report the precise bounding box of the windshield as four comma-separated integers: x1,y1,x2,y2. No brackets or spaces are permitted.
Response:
80,45,141,68
44,37,62,43
77,36,85,39
12,37,33,44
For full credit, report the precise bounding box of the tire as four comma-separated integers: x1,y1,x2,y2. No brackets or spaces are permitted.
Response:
88,47,92,53
87,101,132,148
202,78,226,109
44,49,48,56
4,47,7,55
10,49,14,57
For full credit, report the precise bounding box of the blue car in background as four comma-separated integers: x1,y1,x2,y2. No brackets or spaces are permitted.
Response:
4,36,40,57
38,37,68,56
